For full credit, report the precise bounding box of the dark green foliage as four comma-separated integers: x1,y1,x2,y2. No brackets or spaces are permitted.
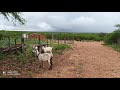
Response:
104,30,120,44
40,32,105,41
103,29,120,53
98,33,107,37
110,44,120,52
115,24,120,30
0,31,106,42
51,44,71,54
0,51,5,60
0,12,26,25
54,44,70,51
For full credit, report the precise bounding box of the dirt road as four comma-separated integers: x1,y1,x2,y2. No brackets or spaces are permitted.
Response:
33,41,120,78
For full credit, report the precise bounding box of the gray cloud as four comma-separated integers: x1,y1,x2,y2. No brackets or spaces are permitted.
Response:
0,12,120,33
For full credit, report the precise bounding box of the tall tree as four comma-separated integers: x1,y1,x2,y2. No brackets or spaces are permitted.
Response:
0,12,26,25
115,24,120,30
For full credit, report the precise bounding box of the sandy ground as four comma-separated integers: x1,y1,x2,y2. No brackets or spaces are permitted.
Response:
31,41,120,78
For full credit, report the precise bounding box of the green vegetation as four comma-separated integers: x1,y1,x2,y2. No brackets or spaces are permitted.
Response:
0,31,107,48
0,12,26,25
104,30,120,44
28,71,33,78
0,52,5,60
104,29,120,52
53,44,70,51
0,30,109,78
49,44,71,54
0,30,107,41
41,32,106,41
0,30,108,60
103,43,120,52
110,44,120,52
16,52,26,66
16,45,33,65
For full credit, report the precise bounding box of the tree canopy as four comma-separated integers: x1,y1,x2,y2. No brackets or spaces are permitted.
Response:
0,12,26,25
115,24,120,30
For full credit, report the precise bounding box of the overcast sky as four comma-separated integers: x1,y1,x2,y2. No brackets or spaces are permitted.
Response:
0,12,120,33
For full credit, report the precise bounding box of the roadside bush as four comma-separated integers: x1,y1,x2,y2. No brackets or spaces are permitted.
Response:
104,30,120,44
0,52,5,60
49,43,71,54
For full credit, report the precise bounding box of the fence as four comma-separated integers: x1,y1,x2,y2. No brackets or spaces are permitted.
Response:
0,33,75,54
51,34,74,45
0,35,25,54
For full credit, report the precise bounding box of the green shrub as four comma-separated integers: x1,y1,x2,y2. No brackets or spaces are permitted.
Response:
0,52,5,60
49,44,71,54
104,30,120,45
54,44,70,51
16,51,26,65
110,44,120,52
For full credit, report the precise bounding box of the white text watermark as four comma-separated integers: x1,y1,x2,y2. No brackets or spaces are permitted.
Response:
3,70,20,76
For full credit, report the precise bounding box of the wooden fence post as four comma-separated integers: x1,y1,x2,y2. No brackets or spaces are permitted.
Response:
52,34,54,42
15,37,17,45
8,36,10,47
7,36,11,54
14,37,17,53
21,37,24,53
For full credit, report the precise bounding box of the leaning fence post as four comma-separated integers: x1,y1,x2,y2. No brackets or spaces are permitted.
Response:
14,37,17,53
21,37,24,53
8,36,10,47
8,36,11,54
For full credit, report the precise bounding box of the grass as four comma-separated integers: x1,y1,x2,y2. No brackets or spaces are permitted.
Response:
0,39,71,61
0,52,5,60
0,43,72,78
15,46,34,66
110,44,120,52
49,43,71,54
28,71,33,78
0,39,9,48
54,44,71,51
103,43,120,52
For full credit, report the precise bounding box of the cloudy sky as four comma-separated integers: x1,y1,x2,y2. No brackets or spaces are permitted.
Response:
0,12,120,33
